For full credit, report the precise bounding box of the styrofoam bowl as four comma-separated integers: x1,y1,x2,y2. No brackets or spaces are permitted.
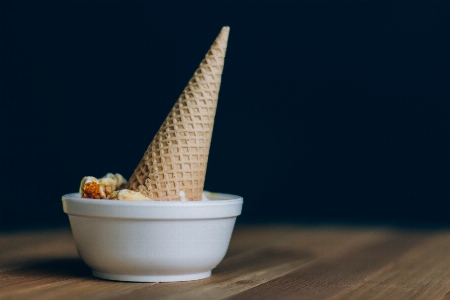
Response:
62,192,243,282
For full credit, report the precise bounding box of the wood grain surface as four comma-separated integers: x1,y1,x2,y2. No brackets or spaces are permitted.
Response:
1,225,449,300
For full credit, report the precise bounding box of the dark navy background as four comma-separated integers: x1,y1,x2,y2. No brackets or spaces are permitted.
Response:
1,1,449,229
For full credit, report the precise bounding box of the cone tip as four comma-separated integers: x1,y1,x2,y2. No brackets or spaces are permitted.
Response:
217,26,230,43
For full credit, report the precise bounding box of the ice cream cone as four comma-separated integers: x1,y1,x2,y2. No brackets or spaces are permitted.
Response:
125,27,229,200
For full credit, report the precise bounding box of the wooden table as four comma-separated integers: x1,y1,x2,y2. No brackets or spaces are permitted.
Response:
1,225,450,300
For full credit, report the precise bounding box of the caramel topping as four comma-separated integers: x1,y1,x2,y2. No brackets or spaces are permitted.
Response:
82,182,101,199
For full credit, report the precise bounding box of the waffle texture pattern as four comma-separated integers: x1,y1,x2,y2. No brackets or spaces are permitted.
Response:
125,27,229,200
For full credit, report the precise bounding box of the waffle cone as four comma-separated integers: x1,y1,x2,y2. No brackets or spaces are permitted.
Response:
125,27,229,200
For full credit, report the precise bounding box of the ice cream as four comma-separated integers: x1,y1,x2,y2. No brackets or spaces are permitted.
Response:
179,190,210,201
179,190,188,201
201,192,210,201
79,175,210,201
107,189,151,201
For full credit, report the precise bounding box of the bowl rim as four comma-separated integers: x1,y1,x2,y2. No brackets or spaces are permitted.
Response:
62,192,243,219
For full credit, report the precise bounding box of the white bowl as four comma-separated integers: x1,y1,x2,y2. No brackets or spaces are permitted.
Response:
62,192,243,282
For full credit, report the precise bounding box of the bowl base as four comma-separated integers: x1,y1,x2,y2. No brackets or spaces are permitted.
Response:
92,270,212,282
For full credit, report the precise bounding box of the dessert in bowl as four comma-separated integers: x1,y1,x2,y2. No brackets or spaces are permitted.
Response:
62,27,243,282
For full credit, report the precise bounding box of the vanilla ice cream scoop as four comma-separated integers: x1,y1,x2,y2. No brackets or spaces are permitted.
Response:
80,174,210,201
180,190,210,201
107,189,151,201
103,173,127,189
